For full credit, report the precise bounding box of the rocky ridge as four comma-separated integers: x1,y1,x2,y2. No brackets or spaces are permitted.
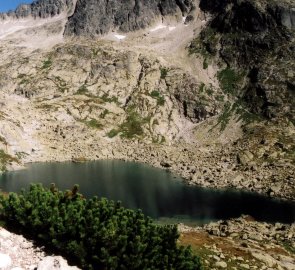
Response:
0,0,73,19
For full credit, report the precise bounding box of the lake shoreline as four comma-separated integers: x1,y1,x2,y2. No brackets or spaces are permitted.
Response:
4,140,295,202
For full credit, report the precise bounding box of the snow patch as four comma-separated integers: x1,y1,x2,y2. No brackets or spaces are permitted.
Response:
150,24,167,32
114,34,126,40
168,26,176,31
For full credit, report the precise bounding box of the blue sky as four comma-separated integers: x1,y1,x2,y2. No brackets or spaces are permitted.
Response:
0,0,34,12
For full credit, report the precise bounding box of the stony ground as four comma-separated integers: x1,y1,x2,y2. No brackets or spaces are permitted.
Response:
179,216,295,270
0,227,80,270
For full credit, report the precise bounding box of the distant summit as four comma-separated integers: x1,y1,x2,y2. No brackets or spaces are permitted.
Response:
0,0,73,19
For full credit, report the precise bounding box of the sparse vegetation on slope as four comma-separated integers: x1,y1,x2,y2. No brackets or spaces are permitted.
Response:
0,150,18,172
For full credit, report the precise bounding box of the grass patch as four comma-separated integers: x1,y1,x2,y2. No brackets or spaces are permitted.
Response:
217,67,244,95
15,152,28,160
218,102,232,131
83,118,103,129
203,59,208,69
216,100,262,131
17,74,32,85
109,107,150,139
188,28,219,68
76,85,88,95
91,48,100,57
160,68,168,79
53,76,68,92
216,95,225,102
37,103,55,111
99,109,109,119
119,111,145,139
100,93,119,104
150,90,165,106
87,119,103,129
42,58,52,69
281,241,295,255
199,83,205,93
107,129,119,138
0,136,6,144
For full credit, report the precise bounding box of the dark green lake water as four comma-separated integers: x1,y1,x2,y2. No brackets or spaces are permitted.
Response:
0,160,294,225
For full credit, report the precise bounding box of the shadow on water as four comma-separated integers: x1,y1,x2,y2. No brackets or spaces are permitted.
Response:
0,160,294,225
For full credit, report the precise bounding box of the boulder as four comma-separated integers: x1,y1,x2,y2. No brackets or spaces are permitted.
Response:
0,253,12,268
237,151,254,165
251,251,277,268
215,261,227,268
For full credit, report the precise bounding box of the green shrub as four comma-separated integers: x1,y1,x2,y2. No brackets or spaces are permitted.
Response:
0,184,202,270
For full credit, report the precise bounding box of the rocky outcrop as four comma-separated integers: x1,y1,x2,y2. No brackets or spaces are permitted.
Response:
64,0,195,36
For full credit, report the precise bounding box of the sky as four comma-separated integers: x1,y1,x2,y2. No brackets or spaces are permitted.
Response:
0,0,34,13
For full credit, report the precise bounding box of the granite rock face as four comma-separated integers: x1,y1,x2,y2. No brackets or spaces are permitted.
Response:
64,0,195,36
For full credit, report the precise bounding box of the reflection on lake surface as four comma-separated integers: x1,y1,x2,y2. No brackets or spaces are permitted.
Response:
0,160,294,225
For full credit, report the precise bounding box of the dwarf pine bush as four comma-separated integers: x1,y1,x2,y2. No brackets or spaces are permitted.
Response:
0,184,202,270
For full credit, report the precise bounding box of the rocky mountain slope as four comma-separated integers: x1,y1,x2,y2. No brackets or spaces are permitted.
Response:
0,0,294,201
0,0,294,269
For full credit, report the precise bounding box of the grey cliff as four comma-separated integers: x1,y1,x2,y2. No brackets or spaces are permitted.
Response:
64,0,195,36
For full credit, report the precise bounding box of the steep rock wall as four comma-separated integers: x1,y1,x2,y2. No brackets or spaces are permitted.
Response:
64,0,195,36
